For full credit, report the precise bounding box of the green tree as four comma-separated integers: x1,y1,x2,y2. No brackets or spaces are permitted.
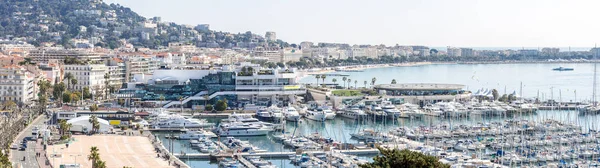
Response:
215,99,228,111
0,150,11,167
347,79,352,88
491,89,499,100
321,75,326,87
90,104,99,112
88,146,100,168
83,87,92,99
342,76,347,88
359,148,450,168
104,73,110,100
2,100,16,111
332,78,337,87
371,77,377,86
65,72,73,89
391,79,397,84
53,82,66,104
62,91,72,103
315,75,320,86
88,115,100,134
354,80,358,88
71,78,78,90
205,104,213,111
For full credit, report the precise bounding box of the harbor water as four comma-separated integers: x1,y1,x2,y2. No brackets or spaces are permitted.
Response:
154,109,600,168
300,63,598,101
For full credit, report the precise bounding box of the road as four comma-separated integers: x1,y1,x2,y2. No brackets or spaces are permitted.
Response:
10,114,49,168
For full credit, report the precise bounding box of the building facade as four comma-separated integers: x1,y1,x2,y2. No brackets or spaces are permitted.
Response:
63,64,108,99
0,65,37,104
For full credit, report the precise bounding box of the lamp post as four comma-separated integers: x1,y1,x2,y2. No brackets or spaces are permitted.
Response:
70,154,81,166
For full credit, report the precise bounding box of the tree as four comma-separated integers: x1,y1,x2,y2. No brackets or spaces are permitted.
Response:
62,91,72,103
58,119,73,137
371,77,377,86
342,76,347,88
391,79,397,84
320,75,326,87
71,78,78,90
88,115,100,134
359,148,450,168
315,75,320,86
2,100,16,111
65,72,73,90
491,89,499,100
0,150,11,168
104,73,110,100
90,104,99,112
354,80,358,88
53,82,66,104
83,87,92,99
205,104,213,111
332,78,337,87
215,99,228,111
71,92,80,104
88,146,100,168
347,79,352,88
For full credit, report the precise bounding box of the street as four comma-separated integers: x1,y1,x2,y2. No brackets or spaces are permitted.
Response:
10,115,49,168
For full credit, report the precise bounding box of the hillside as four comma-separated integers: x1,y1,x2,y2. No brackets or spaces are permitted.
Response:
0,0,288,49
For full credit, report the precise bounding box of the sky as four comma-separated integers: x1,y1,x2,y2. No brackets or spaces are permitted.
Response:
104,0,600,48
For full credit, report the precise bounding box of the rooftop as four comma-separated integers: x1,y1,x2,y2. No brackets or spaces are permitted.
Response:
375,83,465,91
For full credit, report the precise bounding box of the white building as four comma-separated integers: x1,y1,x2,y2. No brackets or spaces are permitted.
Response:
447,47,462,57
28,49,102,63
253,47,283,63
0,65,37,104
66,116,110,133
63,64,108,98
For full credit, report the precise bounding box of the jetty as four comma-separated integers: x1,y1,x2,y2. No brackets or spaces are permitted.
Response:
173,149,380,159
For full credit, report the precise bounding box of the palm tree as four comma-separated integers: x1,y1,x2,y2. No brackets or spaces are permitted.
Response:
95,160,106,168
320,75,326,87
88,115,99,134
315,75,320,86
89,104,98,112
65,73,73,90
103,73,109,100
364,81,367,88
391,79,397,84
88,146,100,168
354,80,357,88
71,78,78,90
332,78,337,88
203,93,210,112
342,77,347,88
347,79,352,88
371,77,377,86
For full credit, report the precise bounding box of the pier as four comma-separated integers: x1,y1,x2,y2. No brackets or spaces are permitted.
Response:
173,149,380,159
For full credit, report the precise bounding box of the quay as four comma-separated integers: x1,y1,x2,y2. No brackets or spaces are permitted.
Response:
173,149,380,159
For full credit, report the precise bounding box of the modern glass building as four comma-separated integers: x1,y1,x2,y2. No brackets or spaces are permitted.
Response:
116,63,306,108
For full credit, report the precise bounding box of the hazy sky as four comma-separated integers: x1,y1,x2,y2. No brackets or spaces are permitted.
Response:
105,0,600,47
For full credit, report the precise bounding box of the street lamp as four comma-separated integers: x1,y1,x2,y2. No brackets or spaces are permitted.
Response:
70,154,82,166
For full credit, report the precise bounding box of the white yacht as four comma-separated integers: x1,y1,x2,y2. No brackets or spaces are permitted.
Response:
283,107,301,121
381,100,401,118
338,105,367,120
323,106,336,120
268,106,284,121
255,108,272,120
215,122,273,136
178,129,217,139
152,116,215,128
304,108,327,122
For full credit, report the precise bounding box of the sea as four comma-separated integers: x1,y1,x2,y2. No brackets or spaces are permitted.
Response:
160,63,600,167
299,63,599,101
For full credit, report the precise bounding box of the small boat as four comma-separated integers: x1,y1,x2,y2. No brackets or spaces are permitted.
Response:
552,67,574,71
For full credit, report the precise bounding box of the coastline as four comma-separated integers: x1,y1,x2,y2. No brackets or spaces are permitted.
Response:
298,60,599,78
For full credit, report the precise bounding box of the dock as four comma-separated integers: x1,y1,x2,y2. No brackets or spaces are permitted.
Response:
173,149,380,159
238,155,257,168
